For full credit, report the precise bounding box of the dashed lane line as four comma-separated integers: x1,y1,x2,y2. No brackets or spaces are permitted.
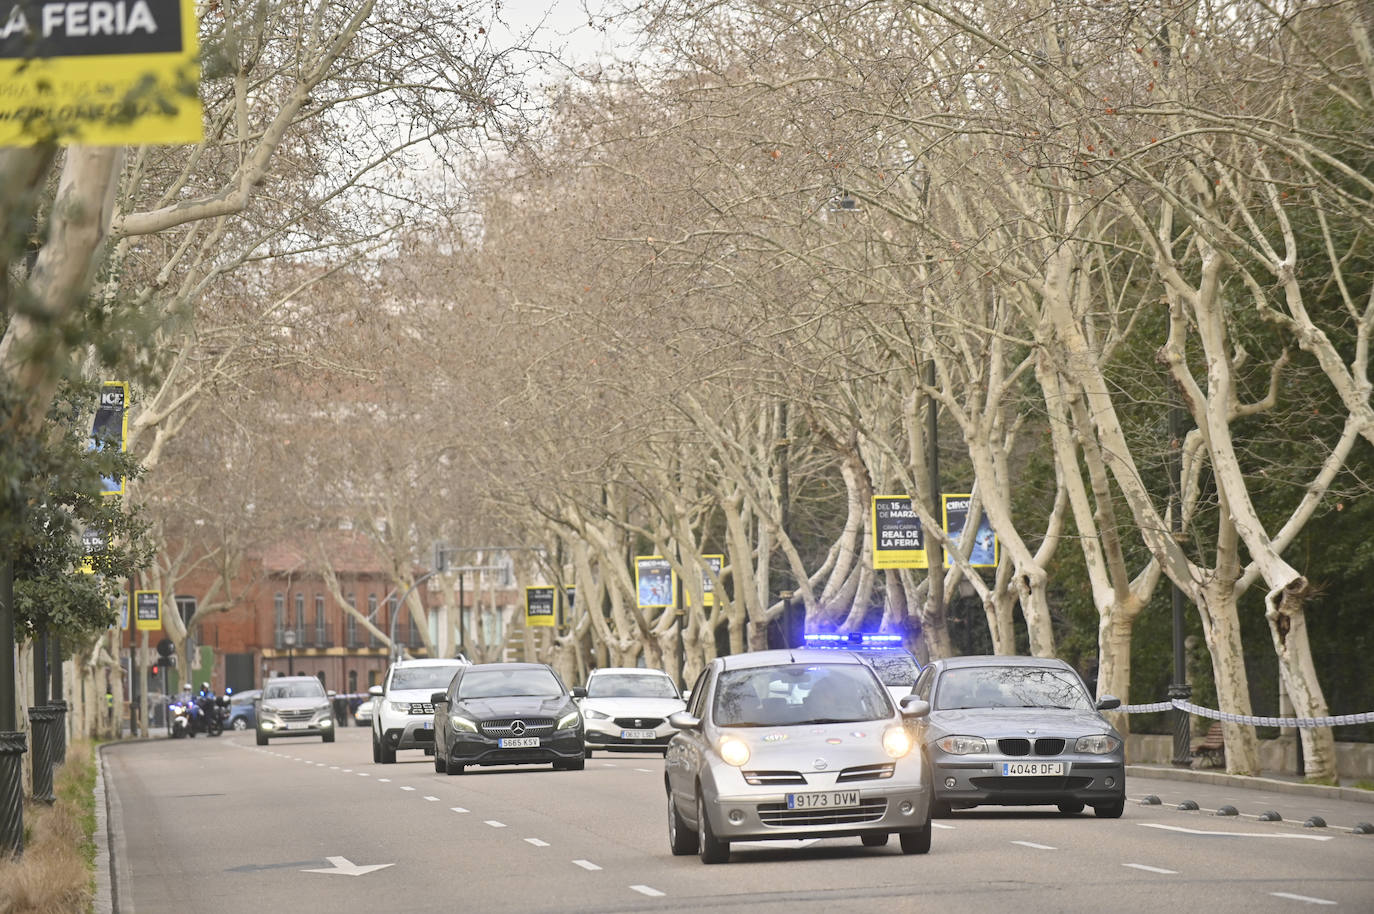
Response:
424,796,440,802
635,768,653,773
377,778,391,782
932,823,956,830
1269,893,1336,906
485,821,507,828
1012,841,1056,850
1140,823,1333,841
630,885,665,898
572,860,602,871
525,838,549,847
400,786,416,791
1123,864,1177,875
451,807,469,813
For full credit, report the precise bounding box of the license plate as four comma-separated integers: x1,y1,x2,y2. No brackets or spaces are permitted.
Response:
620,729,657,740
285,722,308,730
786,790,860,810
499,737,540,749
1001,761,1064,776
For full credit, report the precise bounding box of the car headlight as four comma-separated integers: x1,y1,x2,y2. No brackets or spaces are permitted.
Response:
582,708,611,720
883,726,913,759
718,736,750,767
259,705,276,716
1075,734,1120,754
936,735,989,755
389,701,412,714
450,714,478,732
556,710,581,730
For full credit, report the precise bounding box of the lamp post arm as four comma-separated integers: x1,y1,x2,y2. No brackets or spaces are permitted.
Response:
389,570,438,661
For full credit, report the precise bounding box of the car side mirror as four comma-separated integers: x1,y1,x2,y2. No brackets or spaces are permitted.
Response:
1096,695,1121,711
667,711,701,731
571,687,587,699
368,685,383,697
681,690,691,702
430,692,448,705
899,696,931,718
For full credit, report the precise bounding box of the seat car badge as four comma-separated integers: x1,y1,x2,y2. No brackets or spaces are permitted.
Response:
813,758,829,771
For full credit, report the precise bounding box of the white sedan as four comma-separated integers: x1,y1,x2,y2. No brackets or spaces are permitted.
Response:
579,668,686,756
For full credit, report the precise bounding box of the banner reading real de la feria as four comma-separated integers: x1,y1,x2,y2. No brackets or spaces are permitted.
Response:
0,0,202,145
871,495,928,569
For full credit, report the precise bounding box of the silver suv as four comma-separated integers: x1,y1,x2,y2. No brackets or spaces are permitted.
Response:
256,676,335,745
371,658,469,764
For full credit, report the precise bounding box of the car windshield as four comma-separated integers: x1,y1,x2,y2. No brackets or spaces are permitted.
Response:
263,681,326,700
862,652,921,688
587,674,679,699
391,665,463,691
458,669,564,699
713,664,892,727
934,667,1093,711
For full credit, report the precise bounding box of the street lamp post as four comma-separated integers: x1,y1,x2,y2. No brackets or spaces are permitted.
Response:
282,629,296,676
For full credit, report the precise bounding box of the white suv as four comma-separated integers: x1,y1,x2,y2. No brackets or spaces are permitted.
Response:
371,658,469,764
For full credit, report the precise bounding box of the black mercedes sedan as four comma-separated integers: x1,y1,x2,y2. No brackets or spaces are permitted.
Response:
430,662,586,774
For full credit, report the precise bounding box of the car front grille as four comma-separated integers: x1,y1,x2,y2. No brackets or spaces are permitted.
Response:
998,738,1067,756
613,717,664,729
743,770,808,786
278,709,314,722
408,703,435,716
758,798,887,827
480,718,554,736
836,763,895,782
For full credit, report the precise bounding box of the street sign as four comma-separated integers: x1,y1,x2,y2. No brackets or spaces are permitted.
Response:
871,496,928,569
134,590,161,631
0,0,203,145
525,586,555,628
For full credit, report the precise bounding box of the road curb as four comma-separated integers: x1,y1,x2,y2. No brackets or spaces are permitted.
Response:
99,742,140,914
1126,763,1374,805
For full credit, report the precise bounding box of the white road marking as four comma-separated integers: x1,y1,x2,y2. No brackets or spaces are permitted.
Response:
932,823,956,830
451,807,469,813
341,769,352,773
601,763,617,767
1140,823,1333,841
400,786,416,791
635,768,653,773
630,885,665,897
524,838,549,847
572,859,602,871
357,773,369,777
302,856,394,877
377,778,391,783
329,766,339,770
1012,841,1056,850
485,820,507,828
424,796,440,802
1270,892,1336,906
1123,863,1177,875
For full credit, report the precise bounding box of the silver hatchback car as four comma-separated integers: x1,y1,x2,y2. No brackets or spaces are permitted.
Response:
665,649,932,864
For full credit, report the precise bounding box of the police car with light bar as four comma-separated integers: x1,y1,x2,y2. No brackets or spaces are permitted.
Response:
802,633,922,702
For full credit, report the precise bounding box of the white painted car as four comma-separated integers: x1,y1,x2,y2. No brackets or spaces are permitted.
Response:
371,658,469,764
579,667,686,756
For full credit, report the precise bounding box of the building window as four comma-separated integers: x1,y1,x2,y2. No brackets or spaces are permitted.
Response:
295,592,306,642
345,592,357,647
368,594,380,647
274,593,285,648
315,594,326,645
348,670,358,694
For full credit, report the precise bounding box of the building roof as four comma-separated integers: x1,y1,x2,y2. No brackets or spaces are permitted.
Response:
259,531,400,576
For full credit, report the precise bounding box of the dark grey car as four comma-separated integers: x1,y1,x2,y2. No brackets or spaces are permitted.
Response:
912,655,1125,817
430,663,586,774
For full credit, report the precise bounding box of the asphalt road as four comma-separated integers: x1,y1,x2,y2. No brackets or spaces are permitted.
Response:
103,727,1374,913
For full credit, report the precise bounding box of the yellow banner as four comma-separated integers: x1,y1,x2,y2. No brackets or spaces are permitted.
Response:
872,496,928,569
134,589,160,630
525,586,555,628
0,0,202,145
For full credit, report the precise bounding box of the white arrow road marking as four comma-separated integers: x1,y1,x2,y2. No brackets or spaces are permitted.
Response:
302,856,394,877
1270,893,1336,905
572,859,602,871
1123,863,1177,875
630,885,665,897
1012,841,1056,850
1140,823,1334,841
525,838,549,847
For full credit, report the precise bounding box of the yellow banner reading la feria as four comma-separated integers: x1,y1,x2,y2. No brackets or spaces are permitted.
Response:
0,0,202,146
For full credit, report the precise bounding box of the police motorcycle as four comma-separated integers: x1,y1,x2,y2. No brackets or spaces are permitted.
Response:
191,683,224,737
167,687,194,739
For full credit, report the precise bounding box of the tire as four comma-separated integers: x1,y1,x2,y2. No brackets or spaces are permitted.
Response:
435,752,447,774
322,731,335,743
445,754,464,776
1093,798,1125,819
1058,800,1085,815
697,794,730,864
256,730,268,746
231,718,248,731
372,734,381,764
899,820,932,855
861,832,889,847
380,741,396,764
667,791,699,855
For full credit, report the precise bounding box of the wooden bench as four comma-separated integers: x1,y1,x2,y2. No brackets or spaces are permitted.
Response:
1191,722,1225,767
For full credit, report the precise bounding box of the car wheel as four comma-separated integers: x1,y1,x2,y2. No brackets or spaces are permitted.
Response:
231,718,248,731
697,793,729,864
380,741,396,764
899,820,932,855
667,791,699,856
256,731,267,746
435,752,447,774
372,734,381,764
1093,798,1125,819
1058,800,1085,815
861,832,889,847
445,755,464,776
323,731,335,743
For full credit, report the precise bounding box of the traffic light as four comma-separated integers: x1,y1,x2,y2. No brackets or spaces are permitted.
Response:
156,637,174,660
151,664,160,676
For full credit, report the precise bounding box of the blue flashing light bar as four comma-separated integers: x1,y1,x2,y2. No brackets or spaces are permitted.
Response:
803,632,904,649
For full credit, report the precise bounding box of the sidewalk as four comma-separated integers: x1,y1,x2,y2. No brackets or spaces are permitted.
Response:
1127,762,1374,806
